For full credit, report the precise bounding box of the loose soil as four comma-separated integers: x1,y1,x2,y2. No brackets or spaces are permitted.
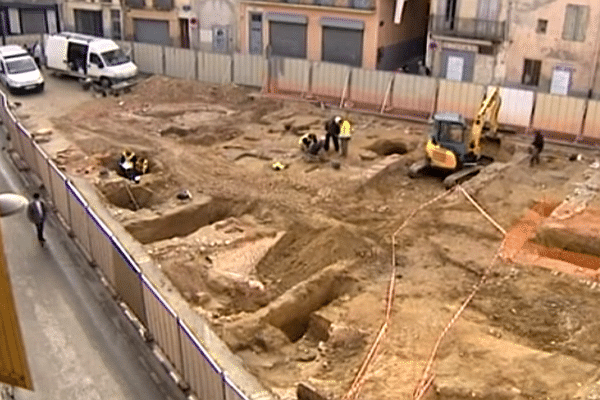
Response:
23,75,600,400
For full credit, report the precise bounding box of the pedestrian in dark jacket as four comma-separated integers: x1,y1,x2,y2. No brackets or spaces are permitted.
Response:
323,116,341,152
27,193,47,246
530,131,544,167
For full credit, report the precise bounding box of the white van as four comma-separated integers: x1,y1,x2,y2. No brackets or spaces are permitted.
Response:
45,32,138,89
0,45,44,94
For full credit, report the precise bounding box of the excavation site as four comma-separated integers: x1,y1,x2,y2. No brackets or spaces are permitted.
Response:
17,75,600,400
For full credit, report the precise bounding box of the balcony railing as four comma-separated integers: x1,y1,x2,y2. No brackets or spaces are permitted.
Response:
124,0,145,8
153,0,173,10
430,15,505,42
254,0,374,10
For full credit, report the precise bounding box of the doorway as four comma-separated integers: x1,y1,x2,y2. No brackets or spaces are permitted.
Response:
180,18,190,48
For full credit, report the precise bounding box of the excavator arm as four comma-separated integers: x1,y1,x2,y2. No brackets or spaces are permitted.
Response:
468,86,501,156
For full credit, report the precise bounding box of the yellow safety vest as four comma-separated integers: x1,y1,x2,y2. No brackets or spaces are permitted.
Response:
340,120,352,138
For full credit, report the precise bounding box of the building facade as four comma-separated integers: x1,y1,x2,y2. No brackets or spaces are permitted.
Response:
427,0,600,97
238,0,430,70
0,0,60,37
119,0,236,51
62,0,123,39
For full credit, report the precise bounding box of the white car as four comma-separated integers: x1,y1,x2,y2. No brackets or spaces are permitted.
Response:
0,45,44,94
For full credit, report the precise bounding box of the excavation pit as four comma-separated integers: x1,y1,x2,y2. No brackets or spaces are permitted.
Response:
262,263,355,342
505,201,600,277
365,139,409,156
123,195,253,244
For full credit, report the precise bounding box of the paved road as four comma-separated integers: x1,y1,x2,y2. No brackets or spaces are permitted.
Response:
0,127,186,399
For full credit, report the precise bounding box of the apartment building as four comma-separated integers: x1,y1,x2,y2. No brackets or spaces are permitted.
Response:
427,0,600,97
238,0,430,70
0,0,60,36
62,0,123,38
120,0,235,51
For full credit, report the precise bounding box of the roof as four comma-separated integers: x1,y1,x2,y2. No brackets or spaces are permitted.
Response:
0,45,29,59
432,112,466,125
53,32,119,51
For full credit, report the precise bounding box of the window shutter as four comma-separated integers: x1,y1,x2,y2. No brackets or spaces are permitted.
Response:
562,4,577,40
575,5,589,41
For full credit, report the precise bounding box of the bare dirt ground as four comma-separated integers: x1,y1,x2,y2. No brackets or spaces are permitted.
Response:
12,75,600,400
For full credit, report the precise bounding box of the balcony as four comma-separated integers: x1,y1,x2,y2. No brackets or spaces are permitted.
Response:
153,0,173,10
430,15,505,42
124,0,145,8
257,0,374,11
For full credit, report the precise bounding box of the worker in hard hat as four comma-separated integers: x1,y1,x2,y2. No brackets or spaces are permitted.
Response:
118,149,141,183
339,118,353,157
323,116,342,152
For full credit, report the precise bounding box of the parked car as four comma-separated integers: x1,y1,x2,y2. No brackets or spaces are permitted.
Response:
45,32,138,89
0,45,44,94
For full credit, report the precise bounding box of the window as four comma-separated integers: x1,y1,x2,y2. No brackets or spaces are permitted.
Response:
536,19,547,34
111,10,122,39
562,4,588,41
90,53,103,67
522,59,541,86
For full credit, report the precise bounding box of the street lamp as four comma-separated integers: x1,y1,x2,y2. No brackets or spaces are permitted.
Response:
0,194,28,217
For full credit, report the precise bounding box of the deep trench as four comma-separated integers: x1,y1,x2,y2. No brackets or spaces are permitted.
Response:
124,197,252,244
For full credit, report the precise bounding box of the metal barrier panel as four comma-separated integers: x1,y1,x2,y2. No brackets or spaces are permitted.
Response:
48,163,70,227
112,241,146,325
6,113,22,156
271,57,310,94
485,86,534,128
437,80,486,120
349,68,393,107
179,323,225,400
142,276,182,371
583,100,600,139
224,375,250,400
132,43,164,75
391,73,437,115
86,210,116,286
165,47,196,80
114,40,134,58
16,124,37,175
199,52,232,84
32,142,52,197
66,183,92,258
311,62,351,99
233,53,266,88
532,93,586,135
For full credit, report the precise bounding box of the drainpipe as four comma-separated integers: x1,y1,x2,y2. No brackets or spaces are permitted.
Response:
587,10,600,99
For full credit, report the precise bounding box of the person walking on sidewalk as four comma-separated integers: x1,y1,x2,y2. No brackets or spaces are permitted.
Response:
27,193,47,246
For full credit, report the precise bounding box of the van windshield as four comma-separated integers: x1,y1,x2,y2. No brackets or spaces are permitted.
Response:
6,58,37,74
101,49,130,67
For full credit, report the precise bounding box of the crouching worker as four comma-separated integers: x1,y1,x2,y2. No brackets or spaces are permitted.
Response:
119,149,141,183
299,133,325,159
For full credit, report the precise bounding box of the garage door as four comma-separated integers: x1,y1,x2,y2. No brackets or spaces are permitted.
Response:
134,19,170,46
20,9,47,34
75,9,103,37
321,18,363,67
267,13,307,59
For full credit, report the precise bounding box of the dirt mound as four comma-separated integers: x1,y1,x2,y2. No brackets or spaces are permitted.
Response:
256,225,374,296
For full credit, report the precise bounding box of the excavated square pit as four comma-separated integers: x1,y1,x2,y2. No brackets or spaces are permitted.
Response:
504,200,600,278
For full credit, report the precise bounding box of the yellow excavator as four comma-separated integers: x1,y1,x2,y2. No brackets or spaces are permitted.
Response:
408,87,502,188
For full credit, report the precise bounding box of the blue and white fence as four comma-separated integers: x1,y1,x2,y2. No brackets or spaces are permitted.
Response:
0,91,268,400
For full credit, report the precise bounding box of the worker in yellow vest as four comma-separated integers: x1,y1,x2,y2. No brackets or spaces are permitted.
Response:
339,118,353,157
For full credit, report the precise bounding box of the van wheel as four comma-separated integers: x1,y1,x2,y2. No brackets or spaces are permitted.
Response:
100,77,111,88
